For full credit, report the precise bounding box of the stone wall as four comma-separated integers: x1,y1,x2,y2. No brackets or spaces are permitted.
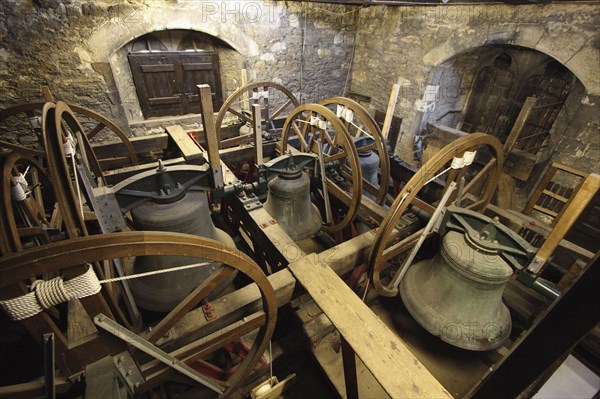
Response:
350,3,600,174
1,0,358,136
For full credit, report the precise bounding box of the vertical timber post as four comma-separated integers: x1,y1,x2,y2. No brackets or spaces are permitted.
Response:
197,84,223,189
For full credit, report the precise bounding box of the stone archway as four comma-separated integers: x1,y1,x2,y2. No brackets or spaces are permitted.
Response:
75,6,261,127
422,28,599,97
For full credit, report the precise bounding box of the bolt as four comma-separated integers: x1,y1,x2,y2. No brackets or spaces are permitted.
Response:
126,370,132,376
135,382,140,389
117,356,124,364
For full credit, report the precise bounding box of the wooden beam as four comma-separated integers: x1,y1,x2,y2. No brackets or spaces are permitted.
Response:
485,204,596,260
252,104,263,165
241,69,249,111
504,97,537,154
165,125,204,163
92,133,168,161
161,226,401,348
530,173,600,273
288,254,451,398
381,83,401,140
198,84,223,188
471,253,600,399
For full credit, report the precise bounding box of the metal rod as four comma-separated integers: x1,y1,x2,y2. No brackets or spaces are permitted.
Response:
94,314,225,394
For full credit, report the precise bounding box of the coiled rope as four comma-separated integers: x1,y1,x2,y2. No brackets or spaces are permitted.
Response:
0,260,213,321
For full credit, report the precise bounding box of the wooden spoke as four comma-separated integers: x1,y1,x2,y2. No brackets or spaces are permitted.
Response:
320,97,391,205
227,107,252,124
281,104,363,234
215,81,299,149
0,151,53,255
0,102,138,168
0,231,277,398
271,98,293,119
368,133,504,297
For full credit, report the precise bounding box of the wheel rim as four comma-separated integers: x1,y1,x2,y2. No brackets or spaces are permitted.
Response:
280,104,363,234
368,133,504,297
0,102,138,166
319,97,390,205
215,82,299,149
0,230,277,398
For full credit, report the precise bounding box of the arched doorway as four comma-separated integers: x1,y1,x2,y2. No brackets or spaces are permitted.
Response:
127,30,228,118
421,45,579,182
460,47,575,157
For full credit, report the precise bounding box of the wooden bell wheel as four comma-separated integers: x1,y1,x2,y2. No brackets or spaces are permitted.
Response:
215,82,300,149
368,133,504,297
41,101,101,239
0,150,54,255
319,97,390,205
0,102,138,167
280,104,363,235
0,231,277,398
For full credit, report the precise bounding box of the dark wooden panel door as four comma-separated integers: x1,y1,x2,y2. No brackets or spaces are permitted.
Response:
179,53,222,113
128,52,222,118
128,53,183,118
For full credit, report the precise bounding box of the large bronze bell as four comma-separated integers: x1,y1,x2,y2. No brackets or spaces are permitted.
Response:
400,228,513,351
263,168,322,241
130,191,235,312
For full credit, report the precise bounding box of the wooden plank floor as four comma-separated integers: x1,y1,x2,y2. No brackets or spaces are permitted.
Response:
288,253,452,399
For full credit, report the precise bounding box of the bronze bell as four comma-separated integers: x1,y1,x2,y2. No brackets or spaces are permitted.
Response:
359,150,380,187
130,191,235,312
399,229,513,351
263,168,322,241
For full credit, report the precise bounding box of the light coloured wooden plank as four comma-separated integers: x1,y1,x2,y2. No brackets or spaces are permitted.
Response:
198,84,223,188
532,173,600,272
533,205,559,217
541,189,568,203
504,97,537,154
241,69,249,111
247,206,306,264
165,125,204,162
252,104,263,165
288,254,452,399
381,83,401,140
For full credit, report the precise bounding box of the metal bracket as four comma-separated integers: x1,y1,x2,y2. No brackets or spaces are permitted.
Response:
240,193,263,211
113,351,145,393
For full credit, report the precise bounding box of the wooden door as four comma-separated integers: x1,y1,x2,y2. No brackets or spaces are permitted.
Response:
128,53,222,118
179,53,222,113
128,53,183,118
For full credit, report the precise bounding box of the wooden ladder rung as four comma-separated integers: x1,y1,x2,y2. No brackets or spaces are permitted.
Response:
541,189,569,203
533,205,559,217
